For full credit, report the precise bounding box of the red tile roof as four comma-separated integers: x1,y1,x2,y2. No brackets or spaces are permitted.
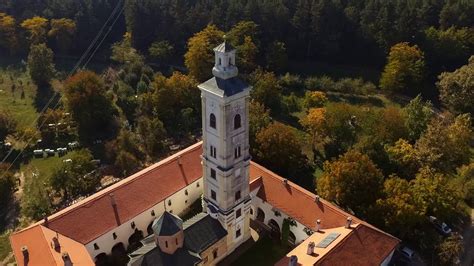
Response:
10,225,95,266
316,224,399,266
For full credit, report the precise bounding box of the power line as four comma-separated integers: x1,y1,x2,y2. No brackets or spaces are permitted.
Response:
0,0,125,178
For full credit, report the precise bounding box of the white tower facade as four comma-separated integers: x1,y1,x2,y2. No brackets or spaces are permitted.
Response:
198,40,252,254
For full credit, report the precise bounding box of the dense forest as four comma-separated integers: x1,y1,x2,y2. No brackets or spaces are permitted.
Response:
0,0,473,265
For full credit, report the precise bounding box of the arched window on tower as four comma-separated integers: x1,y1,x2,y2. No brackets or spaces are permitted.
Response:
218,58,221,65
210,113,216,129
234,114,241,129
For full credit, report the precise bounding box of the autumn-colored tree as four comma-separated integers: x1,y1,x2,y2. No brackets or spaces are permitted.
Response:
303,91,327,109
184,25,224,81
375,176,425,237
386,139,419,179
255,122,308,183
317,149,384,218
249,100,271,155
50,149,98,201
455,162,474,206
301,107,329,164
323,103,361,157
437,234,464,266
380,42,425,94
48,18,76,53
416,114,472,173
437,56,474,115
21,16,49,44
227,21,260,73
250,70,282,112
105,129,143,176
63,71,118,143
0,13,19,54
403,95,433,142
27,43,55,87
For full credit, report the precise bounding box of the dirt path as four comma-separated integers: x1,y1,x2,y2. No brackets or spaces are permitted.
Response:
461,209,474,266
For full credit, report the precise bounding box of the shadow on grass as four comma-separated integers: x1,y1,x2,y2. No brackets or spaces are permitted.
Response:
327,93,385,107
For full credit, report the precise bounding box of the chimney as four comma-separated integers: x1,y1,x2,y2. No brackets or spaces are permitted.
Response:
346,216,352,228
109,193,121,226
289,255,298,266
21,246,29,260
316,219,321,232
307,241,315,255
177,155,182,165
62,252,72,266
44,216,49,227
283,179,288,185
315,195,320,203
51,237,60,251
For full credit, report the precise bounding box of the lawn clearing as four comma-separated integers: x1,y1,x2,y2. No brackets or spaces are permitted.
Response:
230,236,291,266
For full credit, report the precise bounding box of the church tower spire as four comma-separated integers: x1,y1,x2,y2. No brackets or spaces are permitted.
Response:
198,39,252,254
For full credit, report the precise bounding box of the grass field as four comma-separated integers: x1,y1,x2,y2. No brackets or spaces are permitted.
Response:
0,70,38,130
230,236,290,266
20,150,82,182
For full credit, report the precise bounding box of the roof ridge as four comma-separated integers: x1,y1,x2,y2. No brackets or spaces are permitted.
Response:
19,142,203,233
38,225,56,265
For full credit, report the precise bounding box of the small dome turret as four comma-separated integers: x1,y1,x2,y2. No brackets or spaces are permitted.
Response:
152,211,184,254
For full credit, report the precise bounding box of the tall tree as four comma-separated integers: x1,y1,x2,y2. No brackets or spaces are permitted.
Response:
48,18,76,53
0,13,19,54
380,42,425,95
403,94,433,142
21,16,49,45
317,149,384,218
0,111,17,141
63,71,118,143
27,43,55,87
437,56,474,116
184,24,224,81
249,70,282,113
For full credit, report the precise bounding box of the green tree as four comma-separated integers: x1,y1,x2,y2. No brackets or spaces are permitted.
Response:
302,91,327,109
455,162,474,206
27,43,55,87
148,40,174,60
380,42,425,94
50,149,98,201
437,56,474,115
255,122,308,183
21,16,49,45
317,149,384,218
0,164,16,220
111,32,144,64
105,129,143,176
403,95,433,142
227,21,260,48
266,41,288,72
63,71,118,143
0,111,16,141
386,139,419,179
249,100,271,155
21,173,52,221
48,18,76,53
137,116,167,160
184,25,224,81
250,70,282,113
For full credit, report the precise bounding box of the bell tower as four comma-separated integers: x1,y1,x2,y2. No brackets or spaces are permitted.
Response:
198,38,252,253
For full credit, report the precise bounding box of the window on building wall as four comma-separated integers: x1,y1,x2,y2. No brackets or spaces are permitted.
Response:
211,190,216,200
94,243,99,250
211,168,216,179
218,58,221,65
236,229,241,238
250,208,253,215
165,241,168,248
236,209,242,218
213,249,218,259
176,238,178,245
113,233,117,240
234,146,241,159
197,182,200,188
131,222,135,229
168,200,172,206
210,113,216,129
210,145,217,158
234,114,241,129
151,210,155,216
185,189,188,196
235,190,241,201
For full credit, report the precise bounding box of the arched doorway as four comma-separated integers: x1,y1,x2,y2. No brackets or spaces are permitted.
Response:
147,222,154,236
128,229,144,251
288,231,296,246
268,219,280,240
94,253,108,266
110,243,128,266
257,208,265,223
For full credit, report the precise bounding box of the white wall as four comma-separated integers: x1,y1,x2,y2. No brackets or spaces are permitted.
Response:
250,196,310,245
85,178,203,259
